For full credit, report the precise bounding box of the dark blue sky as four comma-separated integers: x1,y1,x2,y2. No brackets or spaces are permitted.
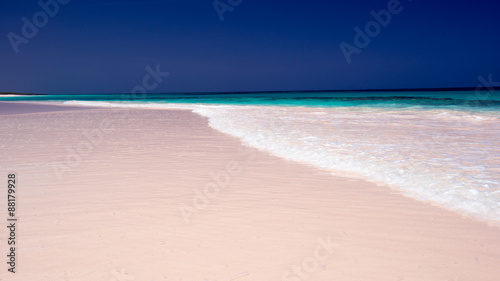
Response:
1,0,499,94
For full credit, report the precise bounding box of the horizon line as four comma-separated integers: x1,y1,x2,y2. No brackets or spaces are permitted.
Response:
2,86,499,96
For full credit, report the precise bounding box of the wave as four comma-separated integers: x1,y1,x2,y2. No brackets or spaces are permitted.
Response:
63,100,500,222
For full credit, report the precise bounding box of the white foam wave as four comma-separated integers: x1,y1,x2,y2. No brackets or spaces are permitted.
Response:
62,100,500,222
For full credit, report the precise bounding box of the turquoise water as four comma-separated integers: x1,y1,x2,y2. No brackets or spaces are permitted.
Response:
2,90,500,110
2,90,500,222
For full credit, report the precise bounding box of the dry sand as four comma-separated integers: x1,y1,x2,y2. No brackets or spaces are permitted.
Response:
0,102,499,281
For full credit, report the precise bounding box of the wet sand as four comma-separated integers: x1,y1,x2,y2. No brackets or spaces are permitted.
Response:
0,101,93,116
0,103,499,281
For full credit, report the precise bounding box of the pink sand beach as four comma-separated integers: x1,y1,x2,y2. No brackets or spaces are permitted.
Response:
1,102,499,281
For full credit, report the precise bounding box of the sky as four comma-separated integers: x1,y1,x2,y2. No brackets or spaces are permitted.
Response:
0,0,499,94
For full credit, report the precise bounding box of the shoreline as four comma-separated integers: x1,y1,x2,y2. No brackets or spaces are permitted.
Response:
0,101,101,115
2,101,500,226
2,101,499,225
1,102,500,280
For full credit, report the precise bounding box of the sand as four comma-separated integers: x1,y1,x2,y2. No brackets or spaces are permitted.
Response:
0,101,93,116
0,102,499,281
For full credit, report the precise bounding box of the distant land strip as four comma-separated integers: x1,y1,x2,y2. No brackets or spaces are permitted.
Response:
0,92,45,95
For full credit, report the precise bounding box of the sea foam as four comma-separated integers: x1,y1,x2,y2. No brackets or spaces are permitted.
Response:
63,100,500,222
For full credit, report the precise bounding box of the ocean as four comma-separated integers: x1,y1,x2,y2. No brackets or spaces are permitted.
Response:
2,90,500,222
